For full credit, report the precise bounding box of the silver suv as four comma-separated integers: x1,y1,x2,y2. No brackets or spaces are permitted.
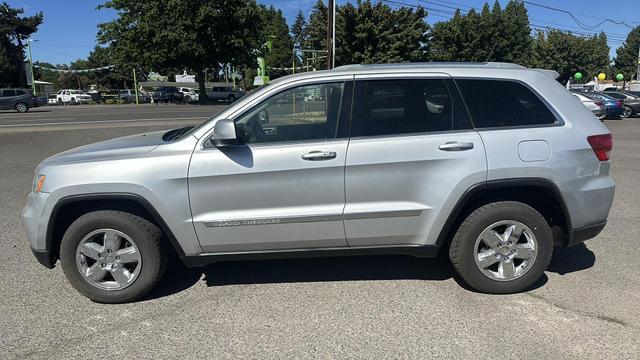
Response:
23,63,615,303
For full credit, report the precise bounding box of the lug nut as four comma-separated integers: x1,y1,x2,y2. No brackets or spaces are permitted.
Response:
101,263,105,267
107,249,112,253
115,256,120,261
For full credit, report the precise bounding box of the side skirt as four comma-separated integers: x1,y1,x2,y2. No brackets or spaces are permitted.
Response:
182,244,441,268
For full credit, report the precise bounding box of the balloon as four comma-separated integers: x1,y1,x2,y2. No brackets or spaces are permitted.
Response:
574,72,583,80
598,73,606,81
616,73,624,81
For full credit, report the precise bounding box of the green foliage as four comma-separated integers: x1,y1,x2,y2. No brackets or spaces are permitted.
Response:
531,30,610,83
291,10,307,45
429,1,531,64
0,2,43,87
305,0,328,53
259,6,293,79
335,0,428,65
98,0,263,100
613,26,640,81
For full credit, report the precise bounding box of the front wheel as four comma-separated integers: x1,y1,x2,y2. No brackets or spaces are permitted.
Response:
60,210,168,303
449,201,553,294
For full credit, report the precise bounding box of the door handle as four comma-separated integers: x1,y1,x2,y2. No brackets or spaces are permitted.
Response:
301,151,337,161
438,141,474,151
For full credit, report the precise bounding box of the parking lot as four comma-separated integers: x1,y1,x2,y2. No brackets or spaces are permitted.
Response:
1,104,639,358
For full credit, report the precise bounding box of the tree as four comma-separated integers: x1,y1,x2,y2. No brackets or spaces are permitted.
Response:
291,10,307,45
305,0,328,66
613,26,640,81
429,0,531,64
531,30,610,83
0,2,43,87
98,0,263,101
259,6,293,79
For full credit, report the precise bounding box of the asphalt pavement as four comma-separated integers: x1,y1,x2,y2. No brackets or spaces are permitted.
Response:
0,105,638,359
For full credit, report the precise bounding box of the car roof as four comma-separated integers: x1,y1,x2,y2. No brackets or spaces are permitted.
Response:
267,62,559,87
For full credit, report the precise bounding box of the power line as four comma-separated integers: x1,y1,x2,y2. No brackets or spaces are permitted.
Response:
383,0,628,46
519,0,637,30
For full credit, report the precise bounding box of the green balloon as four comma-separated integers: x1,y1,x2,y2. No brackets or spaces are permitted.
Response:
574,72,583,80
616,73,624,81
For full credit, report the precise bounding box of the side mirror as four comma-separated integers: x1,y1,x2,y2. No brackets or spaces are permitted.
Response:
211,119,238,147
257,110,269,125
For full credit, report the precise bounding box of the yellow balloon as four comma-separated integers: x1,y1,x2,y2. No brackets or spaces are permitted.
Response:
598,73,606,81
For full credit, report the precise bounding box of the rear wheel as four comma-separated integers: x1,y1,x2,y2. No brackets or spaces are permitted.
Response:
228,95,236,103
622,105,633,118
60,210,168,303
449,201,553,294
15,102,28,113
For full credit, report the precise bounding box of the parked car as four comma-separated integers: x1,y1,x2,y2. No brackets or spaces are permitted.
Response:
178,87,199,102
572,93,605,120
208,86,245,102
152,86,184,104
23,62,614,303
624,90,640,97
576,92,624,118
602,91,640,118
0,88,38,113
56,89,92,105
118,89,150,103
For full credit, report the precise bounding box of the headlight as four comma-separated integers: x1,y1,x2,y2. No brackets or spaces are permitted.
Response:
33,174,46,193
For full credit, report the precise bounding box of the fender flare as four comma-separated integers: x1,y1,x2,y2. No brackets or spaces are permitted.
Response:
434,177,573,247
46,193,186,260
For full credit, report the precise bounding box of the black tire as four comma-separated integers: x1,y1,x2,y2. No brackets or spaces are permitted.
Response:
70,97,76,105
449,201,553,294
621,105,633,118
15,102,29,113
60,210,168,303
228,95,236,103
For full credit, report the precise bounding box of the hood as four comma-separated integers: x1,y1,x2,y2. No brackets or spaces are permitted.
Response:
39,130,168,168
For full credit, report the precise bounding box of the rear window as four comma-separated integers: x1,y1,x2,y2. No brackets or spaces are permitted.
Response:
456,79,557,128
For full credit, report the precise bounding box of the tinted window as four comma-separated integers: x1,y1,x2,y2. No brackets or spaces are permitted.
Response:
352,79,470,137
457,79,557,128
235,82,345,144
604,92,625,100
16,89,26,95
2,90,16,97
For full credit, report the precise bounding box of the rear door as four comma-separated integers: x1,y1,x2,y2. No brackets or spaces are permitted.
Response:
344,74,487,247
1,89,16,108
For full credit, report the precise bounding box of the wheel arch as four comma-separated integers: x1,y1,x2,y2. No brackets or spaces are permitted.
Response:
436,178,573,250
46,193,186,264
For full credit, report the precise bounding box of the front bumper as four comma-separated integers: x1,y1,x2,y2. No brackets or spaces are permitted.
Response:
22,192,58,268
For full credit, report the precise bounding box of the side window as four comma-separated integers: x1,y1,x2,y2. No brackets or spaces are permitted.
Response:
456,79,557,128
2,89,16,97
16,89,25,95
352,78,469,137
235,82,345,144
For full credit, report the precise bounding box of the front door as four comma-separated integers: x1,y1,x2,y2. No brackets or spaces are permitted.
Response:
189,80,353,253
344,75,487,247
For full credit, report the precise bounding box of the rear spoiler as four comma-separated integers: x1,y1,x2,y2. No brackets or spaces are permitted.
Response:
535,69,560,79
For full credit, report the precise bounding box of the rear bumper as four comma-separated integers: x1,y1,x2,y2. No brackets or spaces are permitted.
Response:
567,221,607,247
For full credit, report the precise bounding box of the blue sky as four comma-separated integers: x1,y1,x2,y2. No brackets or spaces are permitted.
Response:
8,0,640,65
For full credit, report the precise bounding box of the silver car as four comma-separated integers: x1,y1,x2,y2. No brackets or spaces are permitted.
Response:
23,63,615,303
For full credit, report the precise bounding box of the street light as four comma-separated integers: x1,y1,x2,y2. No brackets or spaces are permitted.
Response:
27,38,37,95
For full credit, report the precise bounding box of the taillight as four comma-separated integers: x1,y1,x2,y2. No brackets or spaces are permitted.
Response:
616,100,623,107
594,101,603,107
587,134,613,161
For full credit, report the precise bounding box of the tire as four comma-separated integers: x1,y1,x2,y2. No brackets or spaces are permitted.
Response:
57,98,63,105
621,105,633,118
449,201,553,294
59,210,168,303
70,97,76,105
15,102,28,113
228,95,236,103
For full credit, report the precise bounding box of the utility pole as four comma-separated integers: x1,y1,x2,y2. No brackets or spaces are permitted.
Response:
132,67,139,104
27,38,36,95
636,43,640,88
327,0,335,70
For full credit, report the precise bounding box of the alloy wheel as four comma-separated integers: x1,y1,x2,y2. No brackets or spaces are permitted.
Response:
75,229,142,291
473,220,538,281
